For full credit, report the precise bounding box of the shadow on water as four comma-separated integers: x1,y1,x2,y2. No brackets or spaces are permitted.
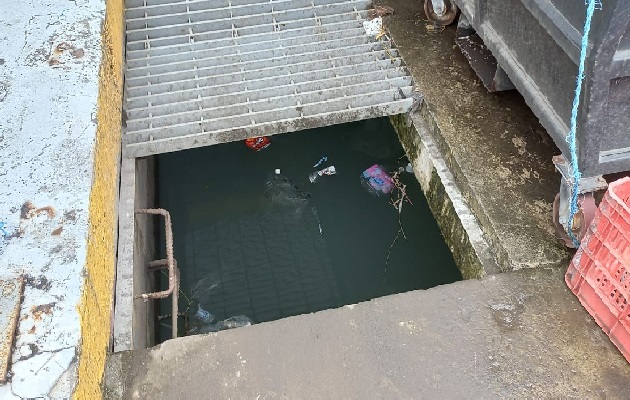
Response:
156,118,461,341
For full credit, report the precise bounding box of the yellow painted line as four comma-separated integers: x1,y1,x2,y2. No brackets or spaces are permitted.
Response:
74,0,124,397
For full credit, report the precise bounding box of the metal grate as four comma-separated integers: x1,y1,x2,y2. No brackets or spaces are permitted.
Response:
123,0,413,157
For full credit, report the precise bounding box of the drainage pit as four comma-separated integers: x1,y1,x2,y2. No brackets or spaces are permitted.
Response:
152,118,461,343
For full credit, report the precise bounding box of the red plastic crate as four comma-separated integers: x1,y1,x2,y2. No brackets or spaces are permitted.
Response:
566,177,630,363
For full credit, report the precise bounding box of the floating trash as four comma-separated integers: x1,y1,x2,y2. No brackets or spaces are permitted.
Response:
309,166,337,183
398,162,413,174
313,156,328,168
245,136,271,151
361,164,394,195
195,304,215,324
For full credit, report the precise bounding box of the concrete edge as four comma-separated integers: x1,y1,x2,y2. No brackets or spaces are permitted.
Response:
415,101,570,271
74,0,125,397
414,101,515,271
391,112,502,279
113,157,136,352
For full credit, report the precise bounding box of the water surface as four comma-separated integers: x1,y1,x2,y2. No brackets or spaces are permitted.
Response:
156,118,461,341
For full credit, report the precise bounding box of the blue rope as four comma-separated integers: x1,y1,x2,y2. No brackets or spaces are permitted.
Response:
567,0,600,247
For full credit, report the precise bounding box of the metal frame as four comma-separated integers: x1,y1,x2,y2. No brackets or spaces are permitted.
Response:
135,208,180,340
123,0,414,158
552,155,607,247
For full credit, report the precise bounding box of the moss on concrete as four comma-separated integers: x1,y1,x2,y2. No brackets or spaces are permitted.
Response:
390,113,486,279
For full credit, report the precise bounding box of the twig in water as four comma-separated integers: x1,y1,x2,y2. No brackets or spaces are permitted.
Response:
384,214,405,282
383,172,413,283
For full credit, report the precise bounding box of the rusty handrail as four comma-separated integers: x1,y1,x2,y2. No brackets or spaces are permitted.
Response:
135,208,179,339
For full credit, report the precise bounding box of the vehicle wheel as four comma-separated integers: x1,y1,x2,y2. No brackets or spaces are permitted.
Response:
552,193,596,248
424,0,459,26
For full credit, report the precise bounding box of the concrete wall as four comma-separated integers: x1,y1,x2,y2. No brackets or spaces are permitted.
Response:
391,112,501,279
133,157,157,349
113,156,157,352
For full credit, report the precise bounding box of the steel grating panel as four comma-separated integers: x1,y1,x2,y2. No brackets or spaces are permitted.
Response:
123,0,414,157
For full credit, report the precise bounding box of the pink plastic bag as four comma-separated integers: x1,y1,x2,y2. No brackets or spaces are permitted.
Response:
361,164,394,195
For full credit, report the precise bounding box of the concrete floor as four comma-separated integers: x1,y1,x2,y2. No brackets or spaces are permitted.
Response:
104,267,630,398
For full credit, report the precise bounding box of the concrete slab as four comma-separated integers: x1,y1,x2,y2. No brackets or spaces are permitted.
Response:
379,0,571,271
104,267,630,398
0,0,112,397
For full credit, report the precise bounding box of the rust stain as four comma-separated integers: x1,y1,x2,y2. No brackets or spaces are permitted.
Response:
20,201,35,219
35,206,56,218
49,42,85,65
31,302,56,321
51,226,63,236
20,201,56,219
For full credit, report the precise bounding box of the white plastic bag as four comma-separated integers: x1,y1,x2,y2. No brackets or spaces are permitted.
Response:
363,17,382,37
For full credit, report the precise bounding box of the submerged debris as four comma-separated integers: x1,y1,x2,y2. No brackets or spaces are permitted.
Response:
193,315,253,334
266,173,312,207
195,304,215,324
384,170,414,281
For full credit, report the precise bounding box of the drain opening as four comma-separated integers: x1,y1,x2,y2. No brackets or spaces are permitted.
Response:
146,118,461,343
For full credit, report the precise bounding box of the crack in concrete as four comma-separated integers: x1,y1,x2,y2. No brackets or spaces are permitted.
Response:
14,345,73,369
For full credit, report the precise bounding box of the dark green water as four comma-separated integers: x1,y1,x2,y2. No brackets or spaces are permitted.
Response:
156,118,461,341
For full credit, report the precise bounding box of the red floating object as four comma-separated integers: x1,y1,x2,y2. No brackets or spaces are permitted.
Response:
245,136,271,151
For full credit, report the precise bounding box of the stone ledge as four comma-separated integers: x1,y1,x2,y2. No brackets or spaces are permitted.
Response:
392,113,500,279
379,0,571,272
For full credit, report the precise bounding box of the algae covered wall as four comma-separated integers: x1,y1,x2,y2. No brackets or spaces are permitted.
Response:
390,112,497,279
